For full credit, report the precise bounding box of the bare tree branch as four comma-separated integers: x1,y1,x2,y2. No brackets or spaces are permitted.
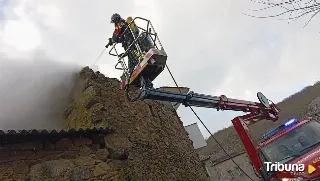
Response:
246,0,320,27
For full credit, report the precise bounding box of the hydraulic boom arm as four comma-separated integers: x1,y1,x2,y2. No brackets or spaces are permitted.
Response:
139,87,280,125
139,86,280,176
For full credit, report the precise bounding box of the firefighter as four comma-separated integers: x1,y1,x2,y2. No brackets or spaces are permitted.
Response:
105,13,140,73
126,16,139,38
139,32,154,53
126,16,153,54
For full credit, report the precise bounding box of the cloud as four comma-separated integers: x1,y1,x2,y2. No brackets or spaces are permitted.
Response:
2,19,41,51
0,51,81,130
1,0,320,137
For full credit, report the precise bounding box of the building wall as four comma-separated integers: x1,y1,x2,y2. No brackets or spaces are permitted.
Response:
62,67,209,181
203,153,260,181
0,135,127,181
185,123,207,149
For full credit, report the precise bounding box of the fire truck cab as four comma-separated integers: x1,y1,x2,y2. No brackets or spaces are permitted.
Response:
258,118,320,181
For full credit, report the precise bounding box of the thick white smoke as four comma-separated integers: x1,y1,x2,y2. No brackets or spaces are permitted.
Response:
0,52,82,130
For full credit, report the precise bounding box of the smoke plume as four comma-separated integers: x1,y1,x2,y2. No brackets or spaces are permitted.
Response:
0,52,81,130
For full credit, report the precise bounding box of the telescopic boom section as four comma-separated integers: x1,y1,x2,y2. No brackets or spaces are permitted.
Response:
139,88,279,124
139,87,280,176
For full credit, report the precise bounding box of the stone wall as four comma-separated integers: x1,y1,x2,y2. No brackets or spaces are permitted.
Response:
203,153,259,181
0,134,129,181
62,67,209,181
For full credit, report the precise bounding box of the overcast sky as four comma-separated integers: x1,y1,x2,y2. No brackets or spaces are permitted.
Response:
0,0,319,137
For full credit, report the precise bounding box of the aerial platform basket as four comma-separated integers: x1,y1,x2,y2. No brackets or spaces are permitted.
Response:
108,17,168,89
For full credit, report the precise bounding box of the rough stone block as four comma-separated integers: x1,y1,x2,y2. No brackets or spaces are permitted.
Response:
73,166,91,181
28,159,74,180
93,162,112,177
56,138,73,151
73,138,92,147
73,156,96,166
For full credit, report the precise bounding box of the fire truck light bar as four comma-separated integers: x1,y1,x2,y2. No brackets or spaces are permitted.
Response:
263,118,298,140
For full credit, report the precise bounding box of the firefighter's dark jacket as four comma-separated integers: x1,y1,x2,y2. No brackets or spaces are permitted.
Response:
111,19,133,46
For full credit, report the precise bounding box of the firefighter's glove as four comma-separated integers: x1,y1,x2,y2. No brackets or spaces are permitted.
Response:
105,43,111,48
105,38,113,48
